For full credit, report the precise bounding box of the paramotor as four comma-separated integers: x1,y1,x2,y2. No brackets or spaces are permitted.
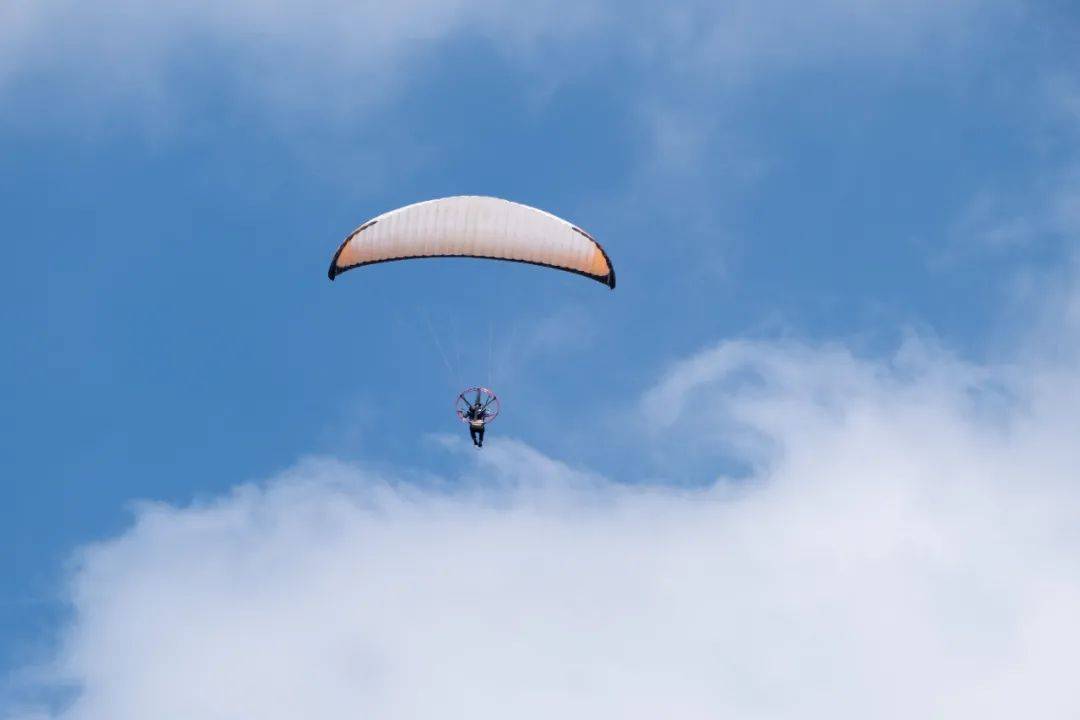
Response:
456,387,499,448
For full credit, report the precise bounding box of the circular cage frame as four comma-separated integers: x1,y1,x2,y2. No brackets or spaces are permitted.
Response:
456,387,500,425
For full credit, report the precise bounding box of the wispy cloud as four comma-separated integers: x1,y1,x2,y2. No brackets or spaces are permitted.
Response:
0,0,608,133
0,0,1007,132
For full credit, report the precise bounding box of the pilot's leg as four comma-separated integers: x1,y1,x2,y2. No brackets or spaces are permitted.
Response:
477,425,485,447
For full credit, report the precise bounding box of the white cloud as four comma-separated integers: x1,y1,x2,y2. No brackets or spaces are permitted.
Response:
10,300,1080,718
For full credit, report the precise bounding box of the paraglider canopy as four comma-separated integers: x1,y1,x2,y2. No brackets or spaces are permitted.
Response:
328,196,615,288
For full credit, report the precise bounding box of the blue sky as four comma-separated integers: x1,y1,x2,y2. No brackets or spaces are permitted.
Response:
4,2,1080,717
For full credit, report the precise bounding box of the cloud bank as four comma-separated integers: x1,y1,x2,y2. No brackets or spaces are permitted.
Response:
10,313,1080,718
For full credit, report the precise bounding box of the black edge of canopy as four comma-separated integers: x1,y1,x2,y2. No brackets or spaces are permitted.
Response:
330,254,614,288
327,219,378,281
327,217,616,289
571,226,616,289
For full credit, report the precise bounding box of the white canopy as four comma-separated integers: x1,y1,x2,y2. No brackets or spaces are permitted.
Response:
328,196,615,288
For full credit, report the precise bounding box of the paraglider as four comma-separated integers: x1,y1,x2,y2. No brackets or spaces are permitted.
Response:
327,196,615,446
